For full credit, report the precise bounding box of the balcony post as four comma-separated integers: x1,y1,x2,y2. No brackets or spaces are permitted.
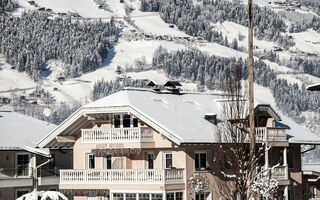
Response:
120,114,123,128
283,147,288,179
284,186,289,199
265,144,269,169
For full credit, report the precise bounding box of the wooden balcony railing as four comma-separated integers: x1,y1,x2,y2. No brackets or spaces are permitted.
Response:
81,127,153,143
0,167,33,179
270,165,288,180
256,127,287,142
60,169,184,185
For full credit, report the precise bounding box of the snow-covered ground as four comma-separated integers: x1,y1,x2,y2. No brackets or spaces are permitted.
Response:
291,29,320,54
0,57,36,94
214,21,275,51
133,14,189,37
14,0,127,18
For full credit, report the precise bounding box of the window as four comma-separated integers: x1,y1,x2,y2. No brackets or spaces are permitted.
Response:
195,151,208,170
288,188,294,200
113,193,124,200
175,192,183,200
166,193,174,200
125,193,136,200
16,189,30,198
123,114,131,128
151,194,163,200
114,115,120,128
139,193,150,200
86,154,95,169
17,154,30,176
105,155,112,169
163,152,173,169
195,192,209,200
166,192,183,200
145,152,154,169
287,149,294,168
133,118,139,127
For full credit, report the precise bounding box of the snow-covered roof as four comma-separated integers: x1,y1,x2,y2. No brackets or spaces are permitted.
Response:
307,83,320,91
0,110,57,156
302,163,320,175
38,88,320,147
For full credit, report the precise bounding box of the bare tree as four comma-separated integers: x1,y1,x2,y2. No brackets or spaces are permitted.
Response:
213,65,280,200
212,65,261,200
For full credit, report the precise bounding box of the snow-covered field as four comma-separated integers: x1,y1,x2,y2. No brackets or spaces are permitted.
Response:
14,0,127,18
0,57,36,93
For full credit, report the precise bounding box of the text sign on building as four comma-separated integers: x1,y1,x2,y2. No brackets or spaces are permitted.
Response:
96,143,125,149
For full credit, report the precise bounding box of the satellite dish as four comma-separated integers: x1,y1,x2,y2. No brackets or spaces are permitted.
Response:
43,108,51,118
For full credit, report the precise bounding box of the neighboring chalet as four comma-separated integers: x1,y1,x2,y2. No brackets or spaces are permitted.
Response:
0,108,72,200
38,86,320,200
303,82,320,199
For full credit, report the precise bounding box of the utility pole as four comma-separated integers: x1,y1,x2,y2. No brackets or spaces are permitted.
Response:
248,0,255,160
248,0,256,199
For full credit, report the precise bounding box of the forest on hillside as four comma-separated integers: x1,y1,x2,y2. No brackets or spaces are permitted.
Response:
0,11,118,80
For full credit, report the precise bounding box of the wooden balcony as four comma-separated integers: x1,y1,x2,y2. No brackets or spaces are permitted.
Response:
262,165,288,181
81,127,153,144
256,127,287,142
270,165,288,180
60,169,184,185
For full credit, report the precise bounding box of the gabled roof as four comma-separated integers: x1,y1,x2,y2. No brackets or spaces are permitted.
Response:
307,83,320,91
0,109,56,156
38,88,320,148
254,104,282,121
164,81,182,87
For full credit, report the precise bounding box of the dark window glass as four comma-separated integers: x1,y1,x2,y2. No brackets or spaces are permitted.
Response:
195,152,207,170
146,153,154,169
195,193,208,200
165,153,173,168
88,154,95,169
139,194,150,200
114,115,120,128
176,192,183,200
17,190,29,198
133,118,139,127
288,149,294,168
166,193,174,200
113,193,124,200
126,193,136,200
123,114,131,128
151,194,162,200
106,155,112,169
17,154,30,176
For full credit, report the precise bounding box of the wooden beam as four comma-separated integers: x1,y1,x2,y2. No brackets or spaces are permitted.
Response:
56,136,76,143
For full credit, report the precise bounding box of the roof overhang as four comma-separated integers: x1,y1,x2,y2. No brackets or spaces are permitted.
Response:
307,83,320,91
37,106,183,148
0,146,51,157
254,104,282,121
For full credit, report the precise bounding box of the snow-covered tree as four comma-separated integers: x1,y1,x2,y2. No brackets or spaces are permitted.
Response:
251,170,278,200
16,191,68,200
187,173,210,195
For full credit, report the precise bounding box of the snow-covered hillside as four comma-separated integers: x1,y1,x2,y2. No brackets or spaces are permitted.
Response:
1,0,320,135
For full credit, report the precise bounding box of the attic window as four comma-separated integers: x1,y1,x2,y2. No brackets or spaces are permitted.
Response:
205,113,217,125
